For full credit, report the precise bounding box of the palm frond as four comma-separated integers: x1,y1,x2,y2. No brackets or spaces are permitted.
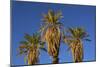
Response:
68,28,76,38
42,9,63,24
24,33,33,43
39,42,47,52
20,41,28,45
17,48,28,56
48,9,54,23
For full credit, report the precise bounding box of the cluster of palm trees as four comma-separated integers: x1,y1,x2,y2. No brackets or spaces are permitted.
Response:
17,9,90,65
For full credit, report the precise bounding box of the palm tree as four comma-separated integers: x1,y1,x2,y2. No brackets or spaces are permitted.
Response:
40,9,63,64
63,27,90,62
17,33,46,65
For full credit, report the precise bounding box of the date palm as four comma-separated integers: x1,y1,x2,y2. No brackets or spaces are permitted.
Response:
63,27,90,62
40,9,63,64
17,33,46,65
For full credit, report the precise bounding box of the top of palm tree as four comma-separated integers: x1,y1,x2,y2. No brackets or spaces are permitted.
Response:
17,33,47,56
63,27,91,44
23,33,40,45
68,27,89,39
40,9,64,41
42,9,63,24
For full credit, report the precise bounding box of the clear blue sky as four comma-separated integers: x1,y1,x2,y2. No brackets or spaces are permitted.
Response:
11,1,96,66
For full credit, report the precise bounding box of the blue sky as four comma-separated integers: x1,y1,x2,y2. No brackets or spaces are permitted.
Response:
11,1,96,66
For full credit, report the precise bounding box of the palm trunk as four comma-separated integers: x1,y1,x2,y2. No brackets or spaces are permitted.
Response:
71,40,83,62
75,43,83,62
53,56,59,64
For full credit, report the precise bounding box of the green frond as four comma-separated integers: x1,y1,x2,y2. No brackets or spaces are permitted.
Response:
20,41,28,45
68,28,76,38
24,33,33,43
54,10,63,22
38,42,47,52
17,49,28,56
55,22,63,28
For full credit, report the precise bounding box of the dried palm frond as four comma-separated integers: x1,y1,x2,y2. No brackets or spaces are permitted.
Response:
70,40,83,62
27,45,39,65
45,26,61,56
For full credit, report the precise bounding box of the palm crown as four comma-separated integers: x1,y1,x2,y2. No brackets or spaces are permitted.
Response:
18,33,46,65
63,27,90,62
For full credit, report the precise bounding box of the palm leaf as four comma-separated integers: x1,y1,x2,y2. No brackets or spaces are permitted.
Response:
24,33,32,43
20,41,28,45
48,9,54,23
39,42,47,52
68,28,76,38
17,49,28,56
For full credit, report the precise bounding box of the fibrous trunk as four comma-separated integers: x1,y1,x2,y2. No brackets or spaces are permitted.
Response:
27,45,39,65
45,26,61,63
71,40,83,62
